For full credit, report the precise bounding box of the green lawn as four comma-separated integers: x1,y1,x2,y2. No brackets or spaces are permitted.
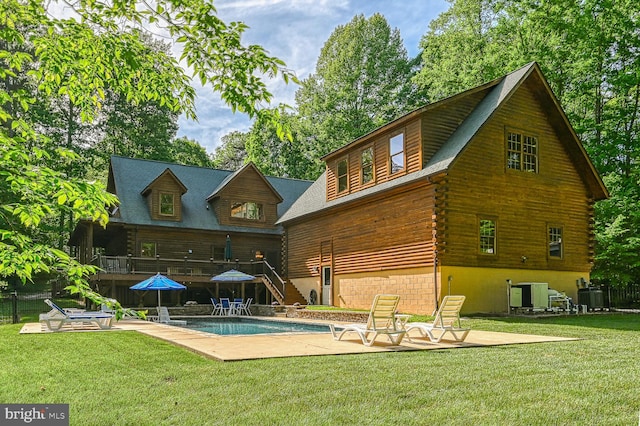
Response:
1,314,639,425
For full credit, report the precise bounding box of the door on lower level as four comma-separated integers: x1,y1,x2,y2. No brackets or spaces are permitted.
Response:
322,266,332,305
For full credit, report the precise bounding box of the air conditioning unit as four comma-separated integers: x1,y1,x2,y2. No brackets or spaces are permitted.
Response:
510,282,549,309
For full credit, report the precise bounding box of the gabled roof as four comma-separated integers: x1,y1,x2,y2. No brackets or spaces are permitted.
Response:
108,156,312,234
206,162,283,203
140,168,188,196
278,62,607,225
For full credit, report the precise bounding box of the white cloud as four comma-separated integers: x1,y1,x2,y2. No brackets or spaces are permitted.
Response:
178,1,451,153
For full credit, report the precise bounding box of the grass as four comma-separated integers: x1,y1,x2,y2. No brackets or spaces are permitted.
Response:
1,314,639,425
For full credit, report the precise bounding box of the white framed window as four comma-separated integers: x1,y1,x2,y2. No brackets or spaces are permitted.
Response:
507,130,538,172
159,193,175,216
231,202,264,220
548,225,563,259
479,218,496,255
389,133,405,174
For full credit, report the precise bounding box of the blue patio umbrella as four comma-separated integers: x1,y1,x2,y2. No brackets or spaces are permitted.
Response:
130,273,187,307
224,234,232,261
210,269,255,282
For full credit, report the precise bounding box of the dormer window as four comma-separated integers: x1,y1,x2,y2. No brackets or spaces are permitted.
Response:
337,158,348,193
389,132,405,174
231,202,264,221
361,147,374,185
159,193,175,216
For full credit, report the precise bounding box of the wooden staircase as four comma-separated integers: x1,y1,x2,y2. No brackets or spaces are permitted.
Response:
258,260,307,306
259,276,307,305
284,283,307,305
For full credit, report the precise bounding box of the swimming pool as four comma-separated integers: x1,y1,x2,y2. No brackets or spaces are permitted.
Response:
182,317,332,336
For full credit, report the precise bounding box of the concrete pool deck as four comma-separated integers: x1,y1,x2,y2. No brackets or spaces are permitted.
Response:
20,316,577,362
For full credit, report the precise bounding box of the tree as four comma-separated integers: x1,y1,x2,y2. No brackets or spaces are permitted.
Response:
295,13,420,157
0,0,295,316
414,0,504,100
211,131,248,170
246,109,319,179
169,136,212,168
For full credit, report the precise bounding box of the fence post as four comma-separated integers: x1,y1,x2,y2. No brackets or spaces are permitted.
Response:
11,290,18,324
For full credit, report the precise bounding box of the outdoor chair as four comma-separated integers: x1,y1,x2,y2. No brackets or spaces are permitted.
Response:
219,298,232,316
239,297,253,316
210,298,222,316
232,298,244,315
329,294,406,346
405,295,470,343
155,306,187,326
40,299,114,331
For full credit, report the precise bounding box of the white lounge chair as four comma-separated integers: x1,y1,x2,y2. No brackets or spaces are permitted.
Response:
329,294,406,346
405,295,470,343
155,306,187,326
40,299,114,331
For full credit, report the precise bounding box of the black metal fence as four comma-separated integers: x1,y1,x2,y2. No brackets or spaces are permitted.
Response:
0,281,83,324
0,289,52,324
604,284,640,309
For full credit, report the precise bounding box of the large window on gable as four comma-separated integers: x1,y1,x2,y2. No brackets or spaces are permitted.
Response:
361,147,374,185
159,193,175,216
389,133,405,174
231,202,263,220
337,158,348,193
479,218,496,254
507,130,538,172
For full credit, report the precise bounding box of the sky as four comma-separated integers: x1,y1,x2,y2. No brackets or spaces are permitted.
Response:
176,0,450,154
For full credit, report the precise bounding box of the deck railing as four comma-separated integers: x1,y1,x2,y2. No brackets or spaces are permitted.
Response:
92,254,273,279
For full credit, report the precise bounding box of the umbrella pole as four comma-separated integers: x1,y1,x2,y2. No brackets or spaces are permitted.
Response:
158,290,161,309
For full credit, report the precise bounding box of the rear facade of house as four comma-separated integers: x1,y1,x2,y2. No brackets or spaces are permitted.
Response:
278,63,608,314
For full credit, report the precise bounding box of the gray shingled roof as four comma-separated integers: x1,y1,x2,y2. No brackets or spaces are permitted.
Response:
277,63,535,224
109,156,313,234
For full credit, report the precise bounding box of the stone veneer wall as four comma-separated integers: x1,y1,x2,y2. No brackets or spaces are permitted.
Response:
285,307,369,323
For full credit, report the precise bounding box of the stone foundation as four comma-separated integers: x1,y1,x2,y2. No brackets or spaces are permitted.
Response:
285,307,368,323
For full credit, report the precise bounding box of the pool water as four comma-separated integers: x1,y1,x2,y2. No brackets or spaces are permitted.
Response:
182,317,331,336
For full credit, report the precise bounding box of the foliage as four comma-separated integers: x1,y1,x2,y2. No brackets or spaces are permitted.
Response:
211,130,248,170
294,13,422,165
169,136,213,168
593,173,640,286
246,108,320,179
0,0,295,316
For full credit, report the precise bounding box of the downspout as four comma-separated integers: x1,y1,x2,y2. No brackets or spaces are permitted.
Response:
433,250,439,315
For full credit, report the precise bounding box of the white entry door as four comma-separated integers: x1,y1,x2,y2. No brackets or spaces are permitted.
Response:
322,266,332,305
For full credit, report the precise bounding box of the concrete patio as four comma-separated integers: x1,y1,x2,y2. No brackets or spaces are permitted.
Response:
20,317,576,362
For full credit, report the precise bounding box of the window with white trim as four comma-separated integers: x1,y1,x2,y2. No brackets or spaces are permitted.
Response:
507,130,538,172
479,218,496,254
231,202,263,220
389,133,405,174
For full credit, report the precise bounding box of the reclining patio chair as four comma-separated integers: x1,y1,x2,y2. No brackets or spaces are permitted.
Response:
329,294,405,346
40,299,114,331
405,295,470,343
155,306,187,326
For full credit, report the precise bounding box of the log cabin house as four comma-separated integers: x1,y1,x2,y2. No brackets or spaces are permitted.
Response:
69,157,313,307
277,62,608,314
